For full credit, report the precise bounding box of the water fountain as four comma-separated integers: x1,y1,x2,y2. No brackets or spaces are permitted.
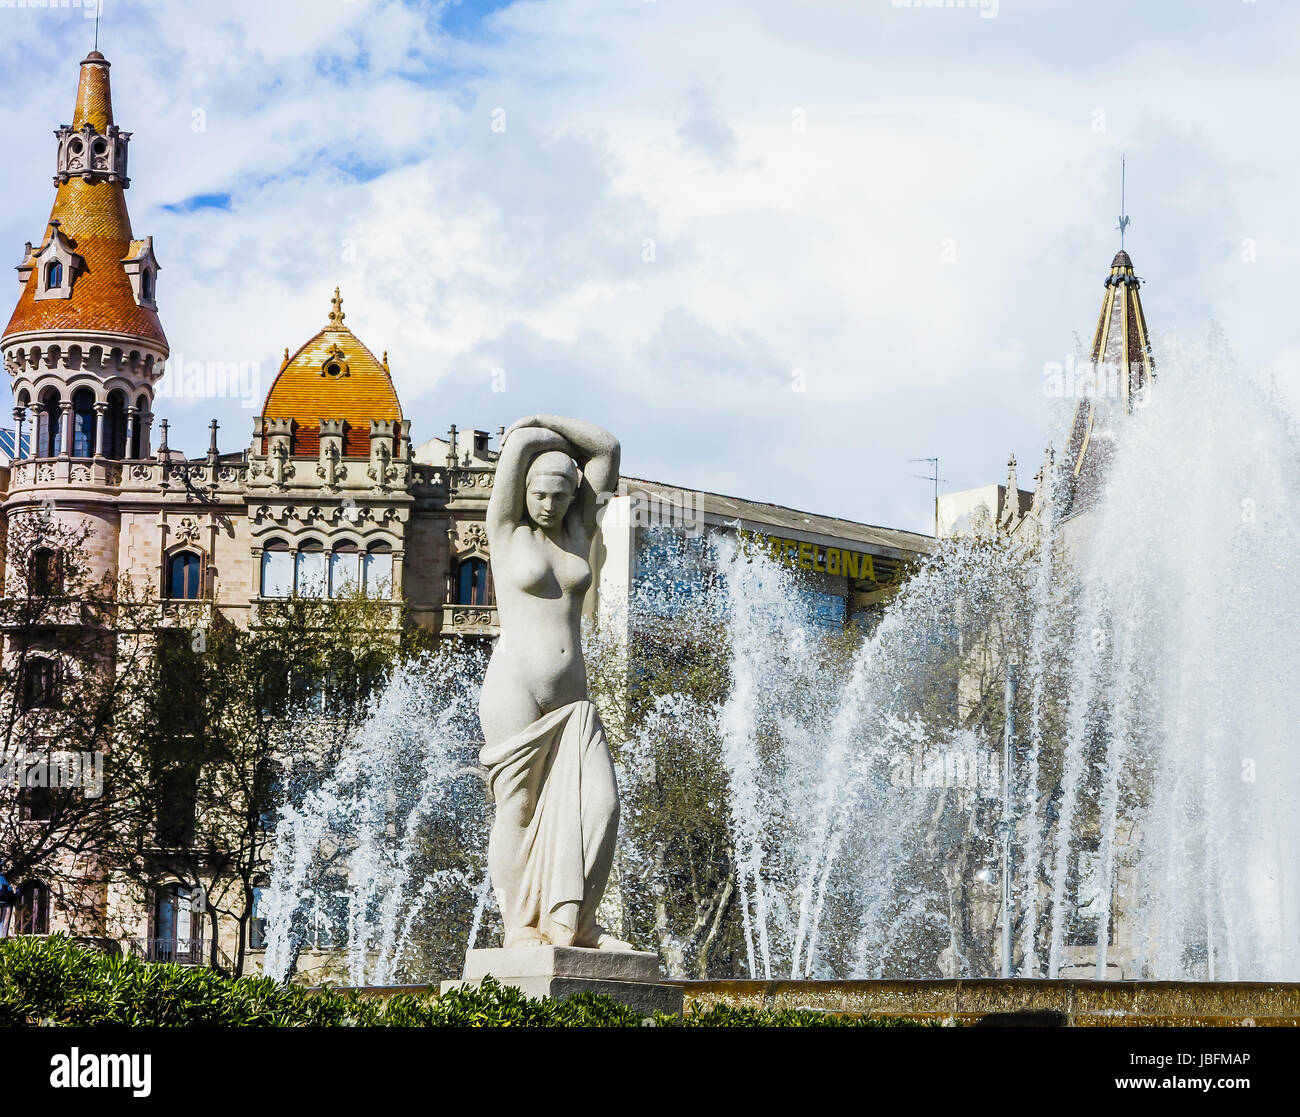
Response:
264,333,1300,988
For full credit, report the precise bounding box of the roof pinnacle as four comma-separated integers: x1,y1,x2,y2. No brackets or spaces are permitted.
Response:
328,287,346,328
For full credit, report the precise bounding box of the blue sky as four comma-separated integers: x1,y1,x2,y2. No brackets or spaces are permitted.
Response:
2,0,1298,533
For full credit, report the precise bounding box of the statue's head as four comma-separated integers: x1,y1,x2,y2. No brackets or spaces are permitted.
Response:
525,451,579,530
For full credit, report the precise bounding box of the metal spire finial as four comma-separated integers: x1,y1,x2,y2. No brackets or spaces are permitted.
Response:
1116,155,1131,249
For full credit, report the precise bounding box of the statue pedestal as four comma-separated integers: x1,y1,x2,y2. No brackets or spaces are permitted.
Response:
442,946,683,1017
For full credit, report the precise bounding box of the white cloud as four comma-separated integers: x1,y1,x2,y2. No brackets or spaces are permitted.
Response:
2,0,1298,532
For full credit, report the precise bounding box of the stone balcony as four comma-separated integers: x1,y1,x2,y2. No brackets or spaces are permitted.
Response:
440,602,499,637
152,598,217,630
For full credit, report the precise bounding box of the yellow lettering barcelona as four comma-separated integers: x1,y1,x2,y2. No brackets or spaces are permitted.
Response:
738,530,876,583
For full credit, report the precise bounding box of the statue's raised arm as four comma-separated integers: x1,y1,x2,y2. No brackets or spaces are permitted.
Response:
488,414,620,549
477,414,630,952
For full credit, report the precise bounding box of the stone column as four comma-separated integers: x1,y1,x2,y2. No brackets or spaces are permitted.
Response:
60,401,73,458
125,408,138,459
13,408,26,460
93,402,106,458
391,549,405,599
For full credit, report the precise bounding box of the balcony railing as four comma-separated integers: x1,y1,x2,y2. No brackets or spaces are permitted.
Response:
125,936,233,970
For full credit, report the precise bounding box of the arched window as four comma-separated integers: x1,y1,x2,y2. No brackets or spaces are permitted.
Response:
103,390,127,459
329,542,361,598
131,394,148,459
16,881,49,935
71,388,95,458
167,551,202,600
140,269,154,301
295,540,326,598
260,540,292,598
29,548,62,596
363,543,393,599
45,260,63,290
36,389,61,457
456,557,492,605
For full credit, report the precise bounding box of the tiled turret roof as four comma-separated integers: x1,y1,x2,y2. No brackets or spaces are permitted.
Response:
262,290,403,457
4,53,167,349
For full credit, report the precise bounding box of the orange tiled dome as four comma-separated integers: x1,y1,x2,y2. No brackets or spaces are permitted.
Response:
4,54,167,348
262,290,402,457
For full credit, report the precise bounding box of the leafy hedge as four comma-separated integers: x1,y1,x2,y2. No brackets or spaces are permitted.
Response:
0,936,922,1027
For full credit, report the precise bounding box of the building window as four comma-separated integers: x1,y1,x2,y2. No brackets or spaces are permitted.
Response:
153,883,199,962
45,261,63,290
456,557,492,605
304,882,349,949
103,391,127,458
37,390,61,457
131,395,148,458
249,885,268,950
155,761,198,848
71,388,95,459
15,881,49,935
329,543,361,597
167,551,202,600
19,658,60,710
140,269,153,301
18,785,54,823
295,540,327,598
260,541,293,598
363,544,393,599
29,548,62,596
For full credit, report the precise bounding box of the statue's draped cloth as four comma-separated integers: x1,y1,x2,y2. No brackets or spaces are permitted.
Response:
480,699,618,945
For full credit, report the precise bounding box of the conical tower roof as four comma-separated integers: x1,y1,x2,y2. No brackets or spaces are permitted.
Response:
1060,249,1154,515
4,52,167,349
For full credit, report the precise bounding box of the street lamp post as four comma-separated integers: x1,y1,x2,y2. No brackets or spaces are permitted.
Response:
1000,661,1018,979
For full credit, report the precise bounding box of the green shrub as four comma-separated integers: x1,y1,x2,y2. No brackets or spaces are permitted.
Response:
0,936,925,1028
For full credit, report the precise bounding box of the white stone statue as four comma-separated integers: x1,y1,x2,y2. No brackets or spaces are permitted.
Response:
479,414,632,950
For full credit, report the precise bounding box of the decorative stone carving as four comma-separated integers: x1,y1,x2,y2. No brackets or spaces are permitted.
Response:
455,521,489,556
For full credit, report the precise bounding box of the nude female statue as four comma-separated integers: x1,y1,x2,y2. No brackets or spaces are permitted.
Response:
479,414,632,950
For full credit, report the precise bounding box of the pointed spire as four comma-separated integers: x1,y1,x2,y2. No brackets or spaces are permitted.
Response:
328,287,346,328
1060,245,1156,516
1000,454,1019,531
1031,444,1055,519
73,51,114,132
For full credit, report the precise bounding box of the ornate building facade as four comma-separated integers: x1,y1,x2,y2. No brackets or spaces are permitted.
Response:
1,54,506,652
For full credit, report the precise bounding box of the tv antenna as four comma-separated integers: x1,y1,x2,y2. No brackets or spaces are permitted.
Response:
909,457,947,537
1116,155,1131,249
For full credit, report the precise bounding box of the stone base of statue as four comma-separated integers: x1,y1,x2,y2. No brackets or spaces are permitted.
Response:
441,946,683,1017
